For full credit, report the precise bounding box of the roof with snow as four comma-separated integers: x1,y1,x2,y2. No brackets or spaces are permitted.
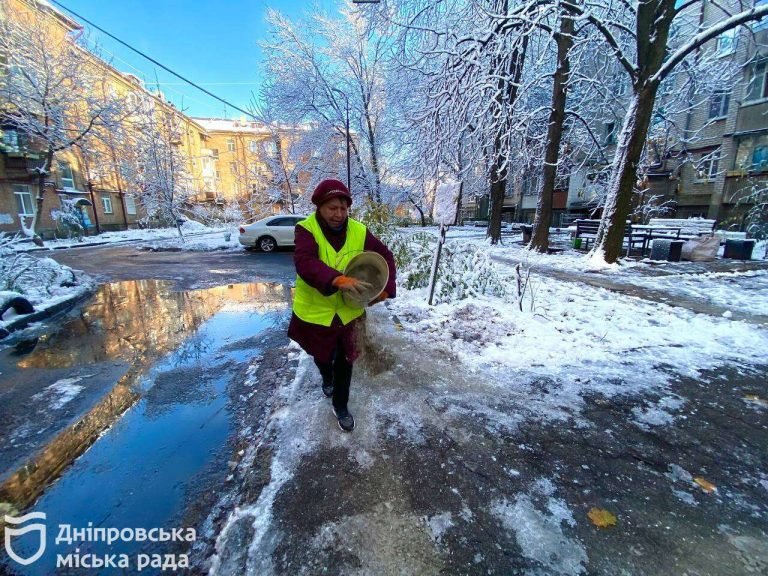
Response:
191,118,272,135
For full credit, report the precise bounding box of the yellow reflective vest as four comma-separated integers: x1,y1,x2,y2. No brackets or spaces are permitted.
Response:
293,213,367,327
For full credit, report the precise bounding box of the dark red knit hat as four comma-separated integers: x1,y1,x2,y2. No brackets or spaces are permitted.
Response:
311,179,352,207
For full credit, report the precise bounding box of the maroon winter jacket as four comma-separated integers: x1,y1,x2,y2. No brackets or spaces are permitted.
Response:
287,213,397,364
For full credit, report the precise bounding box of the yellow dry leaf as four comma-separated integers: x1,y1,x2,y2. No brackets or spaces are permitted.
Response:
744,395,768,407
395,323,404,331
587,507,617,528
694,477,717,493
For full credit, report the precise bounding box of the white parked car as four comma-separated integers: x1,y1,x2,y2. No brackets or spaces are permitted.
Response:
238,214,307,252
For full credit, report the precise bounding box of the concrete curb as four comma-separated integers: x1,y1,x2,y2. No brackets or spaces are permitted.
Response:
0,288,95,340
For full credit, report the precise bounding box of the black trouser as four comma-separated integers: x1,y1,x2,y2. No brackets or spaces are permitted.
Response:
315,351,353,411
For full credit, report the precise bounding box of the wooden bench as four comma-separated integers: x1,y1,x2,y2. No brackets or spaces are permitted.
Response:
574,219,645,255
648,218,716,240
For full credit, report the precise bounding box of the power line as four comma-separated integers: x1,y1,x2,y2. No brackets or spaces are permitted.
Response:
98,44,226,116
49,0,257,120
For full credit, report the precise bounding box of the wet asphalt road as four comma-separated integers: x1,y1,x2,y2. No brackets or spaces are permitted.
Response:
1,246,296,575
48,244,296,291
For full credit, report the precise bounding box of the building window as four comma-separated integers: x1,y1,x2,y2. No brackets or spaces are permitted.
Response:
695,149,720,181
752,146,768,170
229,162,238,174
249,140,258,153
263,140,277,157
716,29,736,57
101,195,113,214
708,91,730,119
215,170,221,179
522,173,540,197
734,132,768,171
13,184,35,216
2,129,21,152
211,148,219,159
125,194,137,215
745,60,768,102
59,161,75,189
227,138,235,152
250,182,259,195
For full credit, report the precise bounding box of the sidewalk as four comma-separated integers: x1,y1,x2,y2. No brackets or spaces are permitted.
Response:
491,253,768,325
206,289,768,575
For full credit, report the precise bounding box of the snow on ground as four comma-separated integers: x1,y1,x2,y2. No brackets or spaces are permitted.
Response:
620,269,768,316
443,229,768,316
11,221,228,252
211,225,768,573
31,377,85,409
492,479,587,575
0,252,94,334
389,276,766,399
385,227,768,430
142,230,243,252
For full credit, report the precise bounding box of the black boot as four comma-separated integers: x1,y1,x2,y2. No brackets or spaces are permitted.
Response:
322,375,334,398
333,406,355,432
315,360,334,398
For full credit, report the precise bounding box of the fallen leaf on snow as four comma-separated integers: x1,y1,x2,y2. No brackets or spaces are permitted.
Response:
694,477,717,493
587,507,617,528
743,395,768,407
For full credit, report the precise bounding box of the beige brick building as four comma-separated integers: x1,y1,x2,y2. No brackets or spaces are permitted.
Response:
1,0,307,239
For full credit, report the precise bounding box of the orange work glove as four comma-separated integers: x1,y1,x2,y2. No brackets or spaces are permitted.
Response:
332,275,373,297
368,291,389,306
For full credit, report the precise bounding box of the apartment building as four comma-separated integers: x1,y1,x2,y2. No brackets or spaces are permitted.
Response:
462,1,768,230
0,0,306,239
193,118,280,209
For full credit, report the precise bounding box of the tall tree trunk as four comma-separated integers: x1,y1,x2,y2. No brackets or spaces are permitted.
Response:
31,148,55,242
487,36,528,244
592,0,675,263
530,14,574,253
408,194,426,226
365,113,382,204
592,88,659,261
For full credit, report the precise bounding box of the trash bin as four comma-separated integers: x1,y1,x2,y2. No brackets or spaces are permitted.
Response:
650,239,685,262
521,225,532,244
723,239,756,260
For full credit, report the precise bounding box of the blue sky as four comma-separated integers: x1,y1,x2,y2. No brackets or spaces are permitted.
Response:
57,0,342,118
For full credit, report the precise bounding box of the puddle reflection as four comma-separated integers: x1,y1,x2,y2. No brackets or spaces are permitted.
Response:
17,280,289,369
0,280,290,516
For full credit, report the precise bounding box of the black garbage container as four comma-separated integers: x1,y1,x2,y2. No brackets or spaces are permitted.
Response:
650,239,685,262
521,224,532,244
723,239,756,260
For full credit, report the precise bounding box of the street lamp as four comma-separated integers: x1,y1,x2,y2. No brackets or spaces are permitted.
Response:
330,87,351,197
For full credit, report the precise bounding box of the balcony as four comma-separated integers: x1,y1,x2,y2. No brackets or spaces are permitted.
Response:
1,153,47,176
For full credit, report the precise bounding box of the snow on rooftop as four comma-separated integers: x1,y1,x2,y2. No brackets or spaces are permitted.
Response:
192,117,320,134
192,117,272,134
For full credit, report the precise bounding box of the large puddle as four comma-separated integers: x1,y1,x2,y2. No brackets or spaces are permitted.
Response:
0,280,291,574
